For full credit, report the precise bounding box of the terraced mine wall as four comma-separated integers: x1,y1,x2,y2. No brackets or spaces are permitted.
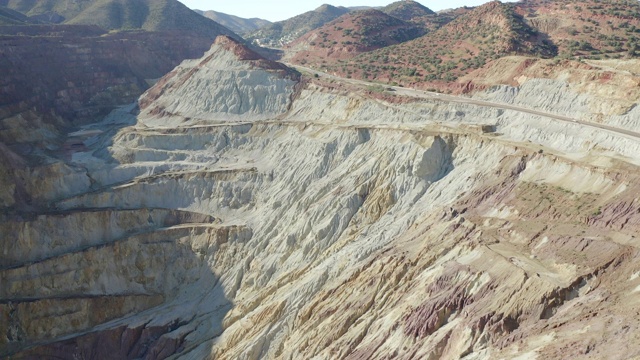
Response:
3,36,640,359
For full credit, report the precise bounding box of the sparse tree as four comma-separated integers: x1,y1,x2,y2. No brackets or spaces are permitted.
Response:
628,42,639,57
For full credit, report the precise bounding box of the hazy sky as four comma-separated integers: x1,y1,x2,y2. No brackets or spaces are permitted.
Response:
178,0,518,22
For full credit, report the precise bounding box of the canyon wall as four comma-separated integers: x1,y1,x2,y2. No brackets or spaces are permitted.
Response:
3,36,640,359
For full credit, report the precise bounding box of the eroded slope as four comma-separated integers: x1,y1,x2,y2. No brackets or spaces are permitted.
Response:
3,35,640,360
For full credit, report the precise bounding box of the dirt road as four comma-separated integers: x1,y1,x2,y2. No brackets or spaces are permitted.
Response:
288,63,640,140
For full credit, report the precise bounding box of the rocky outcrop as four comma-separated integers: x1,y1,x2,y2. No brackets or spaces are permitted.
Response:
0,2,245,141
4,34,640,360
138,36,300,126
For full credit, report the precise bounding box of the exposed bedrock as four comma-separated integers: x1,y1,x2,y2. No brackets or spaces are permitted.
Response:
3,36,640,359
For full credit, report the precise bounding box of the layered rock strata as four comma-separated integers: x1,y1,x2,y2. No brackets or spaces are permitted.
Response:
3,35,640,359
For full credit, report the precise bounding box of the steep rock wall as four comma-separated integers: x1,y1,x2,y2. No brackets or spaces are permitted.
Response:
4,36,640,360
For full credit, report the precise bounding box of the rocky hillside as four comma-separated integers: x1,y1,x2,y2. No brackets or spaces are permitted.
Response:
138,35,300,123
0,5,33,24
247,4,350,47
517,0,640,59
0,0,250,155
195,9,270,35
285,9,424,65
459,54,640,115
285,0,640,91
410,6,473,33
0,25,219,151
247,1,437,50
326,1,557,88
0,0,241,39
4,31,640,359
382,0,435,21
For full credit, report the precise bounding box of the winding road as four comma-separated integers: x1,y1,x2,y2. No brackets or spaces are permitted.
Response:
287,63,640,140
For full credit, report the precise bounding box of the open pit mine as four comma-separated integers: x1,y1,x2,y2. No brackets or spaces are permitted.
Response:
3,35,640,359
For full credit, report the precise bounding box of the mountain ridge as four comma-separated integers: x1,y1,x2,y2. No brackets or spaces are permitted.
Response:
0,0,242,41
382,0,435,21
247,4,350,47
139,35,300,125
318,1,556,89
0,5,33,24
194,9,270,35
285,9,425,65
281,0,640,91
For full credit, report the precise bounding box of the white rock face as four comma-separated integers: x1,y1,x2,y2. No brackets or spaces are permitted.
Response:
478,80,592,119
4,38,640,360
137,36,299,127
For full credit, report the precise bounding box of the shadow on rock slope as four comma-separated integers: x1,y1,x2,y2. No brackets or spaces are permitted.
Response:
0,200,236,359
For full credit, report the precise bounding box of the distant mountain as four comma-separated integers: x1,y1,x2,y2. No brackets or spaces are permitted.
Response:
409,6,471,33
289,0,640,91
0,0,242,40
0,24,222,150
0,0,81,22
194,10,270,35
348,6,376,11
382,0,435,21
331,1,557,87
0,0,247,146
248,4,350,47
286,9,424,64
0,5,33,24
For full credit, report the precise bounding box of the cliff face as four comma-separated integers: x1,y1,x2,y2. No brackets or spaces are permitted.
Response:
0,25,217,149
4,35,640,360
